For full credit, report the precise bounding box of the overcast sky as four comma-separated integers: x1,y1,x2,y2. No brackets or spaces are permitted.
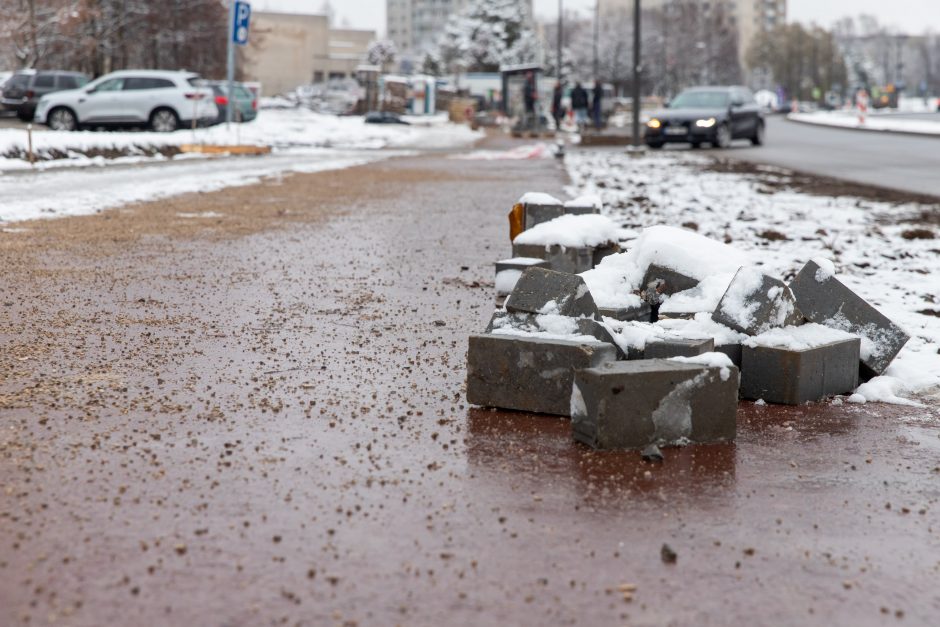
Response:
254,0,940,36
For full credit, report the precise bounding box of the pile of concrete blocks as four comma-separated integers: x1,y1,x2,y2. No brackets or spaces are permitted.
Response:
470,218,911,452
467,267,741,450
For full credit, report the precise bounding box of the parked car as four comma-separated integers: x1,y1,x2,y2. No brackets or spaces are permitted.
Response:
364,111,409,125
203,81,257,124
645,86,764,149
33,69,217,132
1,69,90,121
0,71,13,95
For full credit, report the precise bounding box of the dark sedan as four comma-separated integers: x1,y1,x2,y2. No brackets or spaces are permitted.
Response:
645,86,764,149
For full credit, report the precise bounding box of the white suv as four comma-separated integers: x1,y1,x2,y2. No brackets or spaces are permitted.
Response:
34,69,218,132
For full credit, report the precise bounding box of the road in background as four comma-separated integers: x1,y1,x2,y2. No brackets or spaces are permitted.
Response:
728,116,940,198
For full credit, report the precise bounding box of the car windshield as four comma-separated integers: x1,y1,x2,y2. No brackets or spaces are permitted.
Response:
670,91,730,109
8,74,30,89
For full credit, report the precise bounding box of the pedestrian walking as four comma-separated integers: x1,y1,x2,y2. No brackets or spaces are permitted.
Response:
592,80,603,130
552,82,564,131
571,82,589,129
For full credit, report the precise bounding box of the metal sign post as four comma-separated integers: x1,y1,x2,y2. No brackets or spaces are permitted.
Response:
227,0,251,129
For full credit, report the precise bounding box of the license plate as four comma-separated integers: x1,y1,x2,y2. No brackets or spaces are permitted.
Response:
665,127,686,135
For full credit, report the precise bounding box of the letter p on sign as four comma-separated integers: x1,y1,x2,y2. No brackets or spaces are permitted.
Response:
233,1,251,45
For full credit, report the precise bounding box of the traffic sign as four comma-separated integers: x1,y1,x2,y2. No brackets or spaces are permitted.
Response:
232,1,251,46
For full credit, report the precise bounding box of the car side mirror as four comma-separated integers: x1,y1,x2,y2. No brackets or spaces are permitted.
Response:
731,98,744,108
85,87,96,94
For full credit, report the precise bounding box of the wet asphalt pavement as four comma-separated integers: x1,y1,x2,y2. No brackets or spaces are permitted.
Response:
1,143,939,626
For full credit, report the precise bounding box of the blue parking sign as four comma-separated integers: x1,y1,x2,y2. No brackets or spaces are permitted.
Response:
232,1,251,45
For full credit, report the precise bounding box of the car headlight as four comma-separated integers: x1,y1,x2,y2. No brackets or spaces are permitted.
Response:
695,117,716,128
647,118,661,129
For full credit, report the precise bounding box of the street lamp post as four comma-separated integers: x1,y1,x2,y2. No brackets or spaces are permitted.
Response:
632,0,641,148
558,0,563,81
593,1,599,80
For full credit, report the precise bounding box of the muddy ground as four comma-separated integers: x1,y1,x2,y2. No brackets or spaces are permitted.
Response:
1,143,939,626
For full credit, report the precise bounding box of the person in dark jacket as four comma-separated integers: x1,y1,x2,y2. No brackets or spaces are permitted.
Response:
592,80,603,130
551,82,564,130
571,82,588,128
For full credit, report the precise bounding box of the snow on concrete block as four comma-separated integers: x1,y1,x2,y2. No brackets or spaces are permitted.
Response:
511,242,596,274
467,334,616,416
571,357,739,450
714,343,743,367
513,214,621,250
505,267,600,319
642,263,701,296
518,192,564,230
712,267,804,336
484,310,538,333
593,243,621,268
599,303,652,323
494,257,550,296
644,337,715,359
740,324,861,404
575,318,626,359
789,259,909,378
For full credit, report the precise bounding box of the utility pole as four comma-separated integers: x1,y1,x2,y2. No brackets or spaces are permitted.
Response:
632,0,641,148
593,1,599,80
557,0,563,81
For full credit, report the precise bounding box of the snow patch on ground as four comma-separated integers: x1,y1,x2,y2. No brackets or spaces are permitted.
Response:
0,108,482,173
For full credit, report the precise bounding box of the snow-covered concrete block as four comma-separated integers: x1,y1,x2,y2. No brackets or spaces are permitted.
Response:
576,318,626,359
505,267,600,319
642,263,701,296
599,303,652,323
494,257,550,297
789,259,909,378
519,193,603,231
571,355,739,450
484,310,537,333
644,337,715,359
467,334,616,416
740,324,861,404
712,267,804,336
511,242,596,274
517,192,564,230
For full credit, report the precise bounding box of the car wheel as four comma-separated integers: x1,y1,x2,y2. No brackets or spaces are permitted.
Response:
690,141,701,149
48,107,78,132
646,141,664,150
16,108,34,122
713,123,731,149
750,122,765,146
150,108,179,133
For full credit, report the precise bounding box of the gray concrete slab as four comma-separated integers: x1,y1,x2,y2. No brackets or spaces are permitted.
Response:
505,267,600,318
740,338,861,404
572,359,739,450
789,260,909,378
466,333,616,416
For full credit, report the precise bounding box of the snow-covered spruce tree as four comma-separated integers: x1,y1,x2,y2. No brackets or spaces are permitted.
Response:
436,0,541,73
